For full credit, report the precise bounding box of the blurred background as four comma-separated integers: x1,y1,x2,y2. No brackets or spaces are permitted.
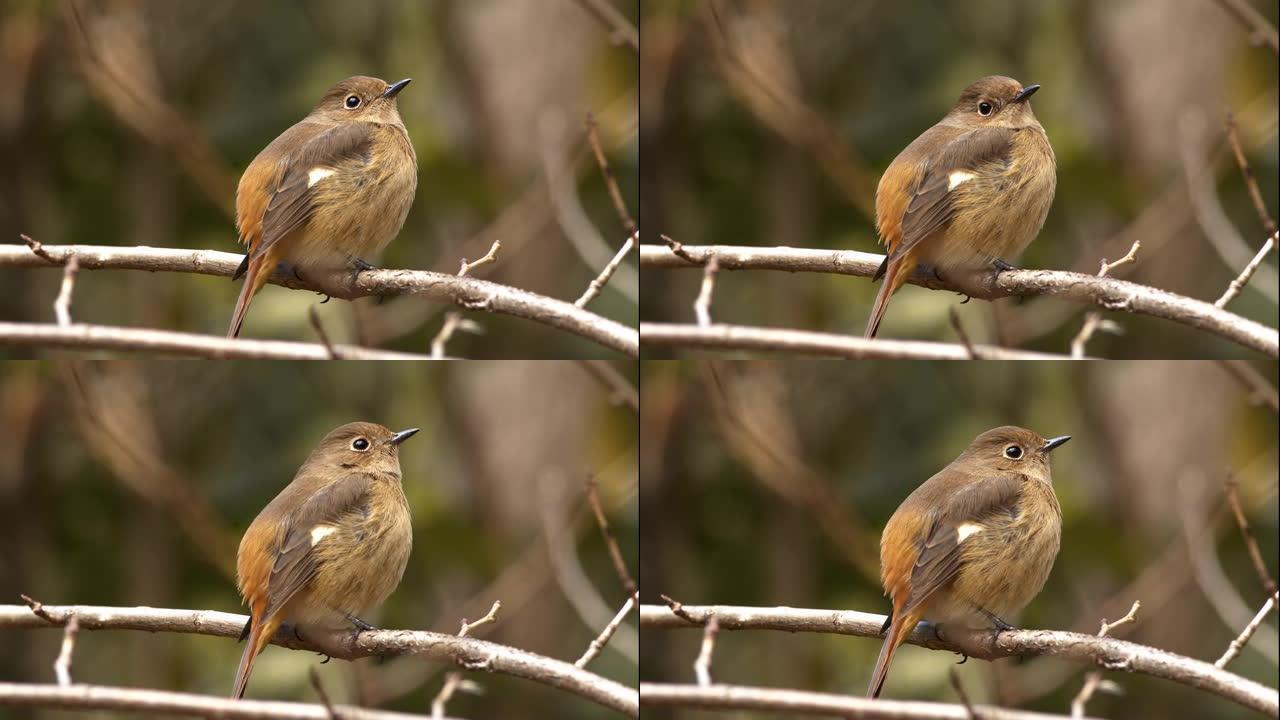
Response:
0,0,638,357
0,360,638,719
639,360,1278,718
640,0,1278,357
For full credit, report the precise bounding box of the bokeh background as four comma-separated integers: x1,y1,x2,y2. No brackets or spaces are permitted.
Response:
640,0,1278,357
640,360,1278,718
0,0,638,357
0,360,638,719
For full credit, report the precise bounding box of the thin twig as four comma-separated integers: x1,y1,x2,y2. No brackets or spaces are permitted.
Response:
1216,360,1280,412
431,241,502,358
1070,601,1141,719
575,360,639,413
694,256,720,327
53,256,80,327
431,601,502,719
19,594,56,623
571,0,639,51
307,306,341,360
577,231,637,308
585,112,637,238
53,616,80,687
1212,0,1280,54
576,593,638,668
1216,232,1277,308
693,615,720,687
308,667,340,720
20,233,58,264
1216,593,1279,668
585,475,637,597
1070,240,1141,358
1224,111,1279,240
948,667,978,720
659,594,698,624
948,307,978,359
1223,475,1280,598
661,235,698,264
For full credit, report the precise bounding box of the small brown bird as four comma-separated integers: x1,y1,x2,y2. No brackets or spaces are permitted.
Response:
228,76,418,338
232,422,418,699
867,426,1068,698
865,76,1056,338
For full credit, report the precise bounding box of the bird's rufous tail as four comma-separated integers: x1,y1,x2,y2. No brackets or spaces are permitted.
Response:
866,607,921,698
231,611,280,699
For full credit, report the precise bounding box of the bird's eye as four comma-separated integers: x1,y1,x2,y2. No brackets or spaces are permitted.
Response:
978,101,994,116
1004,445,1023,459
351,437,370,451
344,94,361,109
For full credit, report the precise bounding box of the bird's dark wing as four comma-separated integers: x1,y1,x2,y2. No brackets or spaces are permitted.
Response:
262,474,372,620
900,472,1024,616
886,126,1016,267
251,121,375,264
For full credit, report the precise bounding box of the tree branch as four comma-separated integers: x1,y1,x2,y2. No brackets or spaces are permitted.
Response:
0,603,637,717
0,322,431,360
0,243,638,356
641,323,1074,360
639,603,1278,716
0,682,447,720
639,683,1103,720
640,244,1279,357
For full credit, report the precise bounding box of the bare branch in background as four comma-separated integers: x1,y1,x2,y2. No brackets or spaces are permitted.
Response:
307,307,341,360
53,616,80,687
1,601,636,716
693,256,720,327
639,603,1277,716
575,360,639,413
1071,240,1141,358
53,256,80,327
641,244,1277,357
0,241,637,356
431,240,502,359
585,475,637,597
947,307,977,359
1215,360,1280,412
1211,0,1279,55
640,683,1106,719
577,232,637,308
1222,475,1279,598
585,112,638,239
642,323,1074,360
431,601,502,720
1224,110,1279,239
1216,594,1279,669
576,593,637,669
1070,601,1141,718
571,0,639,52
693,615,720,687
1216,232,1277,308
307,668,339,720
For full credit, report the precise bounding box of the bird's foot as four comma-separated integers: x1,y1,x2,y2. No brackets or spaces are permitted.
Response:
346,613,377,632
351,258,377,273
992,258,1017,272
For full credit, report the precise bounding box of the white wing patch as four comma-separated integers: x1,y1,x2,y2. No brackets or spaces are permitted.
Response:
308,167,336,188
310,525,337,545
947,171,976,191
956,522,984,542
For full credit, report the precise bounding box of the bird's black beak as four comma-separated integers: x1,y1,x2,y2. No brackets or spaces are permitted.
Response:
1041,435,1070,453
1012,84,1040,103
383,78,411,99
389,428,420,446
